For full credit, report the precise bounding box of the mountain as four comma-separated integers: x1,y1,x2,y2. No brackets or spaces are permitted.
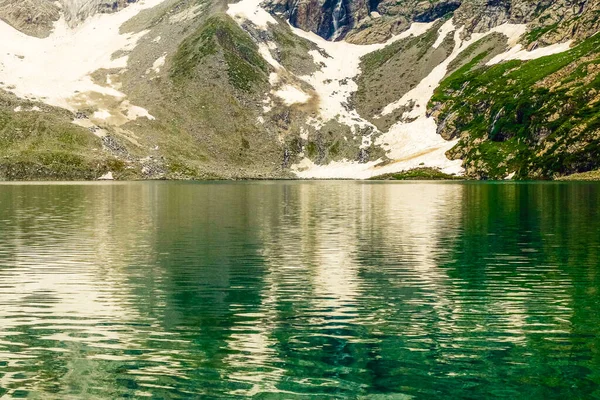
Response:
0,0,598,180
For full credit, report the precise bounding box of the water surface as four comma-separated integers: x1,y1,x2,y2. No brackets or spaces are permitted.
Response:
0,181,599,399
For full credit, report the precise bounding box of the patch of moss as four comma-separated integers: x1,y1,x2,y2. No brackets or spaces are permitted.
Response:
305,142,318,159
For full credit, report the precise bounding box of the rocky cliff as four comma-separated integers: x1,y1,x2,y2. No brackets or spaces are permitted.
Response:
265,0,599,45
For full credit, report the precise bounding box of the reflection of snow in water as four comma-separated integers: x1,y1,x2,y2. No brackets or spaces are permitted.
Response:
224,293,286,396
0,184,177,395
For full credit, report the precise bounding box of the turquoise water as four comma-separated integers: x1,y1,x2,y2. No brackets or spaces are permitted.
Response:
0,182,599,399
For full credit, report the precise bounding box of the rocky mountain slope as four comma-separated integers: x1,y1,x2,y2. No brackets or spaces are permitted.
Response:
0,0,141,37
267,0,599,45
0,0,598,180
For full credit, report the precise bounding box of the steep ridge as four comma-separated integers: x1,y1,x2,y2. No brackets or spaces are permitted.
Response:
0,0,598,180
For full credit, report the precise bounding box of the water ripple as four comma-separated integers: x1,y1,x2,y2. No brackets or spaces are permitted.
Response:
0,182,598,398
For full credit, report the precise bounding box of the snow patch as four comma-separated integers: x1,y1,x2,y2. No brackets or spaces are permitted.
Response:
494,24,529,47
292,119,462,179
487,41,573,65
169,4,204,23
258,43,282,69
274,85,310,105
227,0,433,130
93,109,112,120
12,105,41,112
289,21,435,128
124,103,155,121
98,171,114,180
432,19,454,49
147,53,167,74
269,72,280,85
227,0,277,30
375,117,463,175
106,74,122,90
380,22,529,118
263,101,273,113
0,0,168,117
296,21,532,179
300,127,309,140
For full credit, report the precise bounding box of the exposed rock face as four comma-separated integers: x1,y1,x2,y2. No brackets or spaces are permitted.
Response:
264,0,464,42
264,0,599,45
522,0,600,45
266,0,371,40
454,0,599,44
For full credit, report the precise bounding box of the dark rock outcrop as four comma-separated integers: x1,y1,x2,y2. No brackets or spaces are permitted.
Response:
263,0,599,45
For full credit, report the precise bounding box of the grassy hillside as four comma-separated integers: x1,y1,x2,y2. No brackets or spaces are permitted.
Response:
117,11,295,180
430,33,600,180
0,92,124,180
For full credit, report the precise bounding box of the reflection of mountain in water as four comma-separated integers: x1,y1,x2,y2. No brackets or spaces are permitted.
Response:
0,184,160,394
0,182,599,398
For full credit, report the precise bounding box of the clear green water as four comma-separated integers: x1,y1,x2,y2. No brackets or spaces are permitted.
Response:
0,182,599,399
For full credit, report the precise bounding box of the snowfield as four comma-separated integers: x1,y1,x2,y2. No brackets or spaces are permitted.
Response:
0,0,169,123
226,3,465,179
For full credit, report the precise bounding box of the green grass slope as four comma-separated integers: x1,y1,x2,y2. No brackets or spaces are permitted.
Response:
430,33,600,180
0,93,123,180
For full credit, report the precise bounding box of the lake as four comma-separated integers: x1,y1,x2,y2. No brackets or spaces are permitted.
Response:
0,181,599,399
